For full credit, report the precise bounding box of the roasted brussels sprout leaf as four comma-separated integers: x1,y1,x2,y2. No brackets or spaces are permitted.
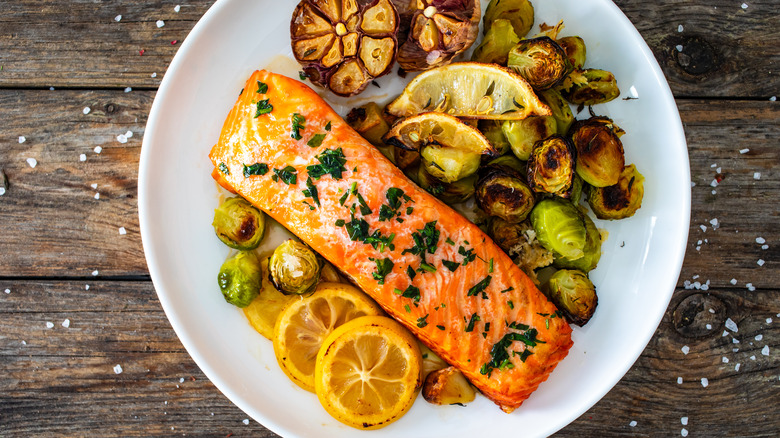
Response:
395,0,481,71
218,251,263,308
558,68,620,106
475,165,535,223
488,218,553,284
529,198,587,260
471,18,519,65
526,134,576,198
553,207,602,272
508,37,573,90
588,163,644,220
502,116,557,161
543,269,597,326
290,0,399,96
557,35,586,70
422,366,476,406
268,240,322,295
212,196,266,250
483,0,534,39
418,165,477,204
538,88,574,135
570,116,626,187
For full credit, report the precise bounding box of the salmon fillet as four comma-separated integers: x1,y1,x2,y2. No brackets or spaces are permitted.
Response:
209,70,573,412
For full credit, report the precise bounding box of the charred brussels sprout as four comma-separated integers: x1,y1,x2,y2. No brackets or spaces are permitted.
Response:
588,164,644,220
526,135,576,198
569,173,584,205
212,197,266,250
218,251,263,308
290,0,399,96
487,218,553,284
557,36,586,70
483,0,534,39
471,19,519,65
553,207,602,272
478,120,511,156
346,102,391,147
570,116,625,187
502,116,557,160
539,88,574,135
559,68,620,106
508,37,572,90
268,240,322,295
543,269,597,326
529,198,587,260
420,145,482,183
418,166,477,204
475,165,535,223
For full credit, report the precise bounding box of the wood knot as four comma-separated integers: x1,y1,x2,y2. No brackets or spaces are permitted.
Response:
675,37,716,75
104,103,118,114
672,293,726,338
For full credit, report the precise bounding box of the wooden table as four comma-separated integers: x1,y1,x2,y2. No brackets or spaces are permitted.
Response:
1,0,777,436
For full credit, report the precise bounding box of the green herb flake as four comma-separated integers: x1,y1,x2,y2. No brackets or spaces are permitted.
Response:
480,327,545,377
489,258,494,273
395,284,421,303
291,113,306,140
243,162,269,177
307,133,327,148
218,162,230,175
402,221,440,262
256,80,268,94
344,214,369,242
416,314,429,328
445,237,455,246
500,287,514,294
272,165,297,185
406,265,417,280
338,190,350,206
464,313,480,332
458,245,477,266
335,219,345,227
406,206,414,215
356,192,372,216
436,325,445,331
404,304,411,313
508,300,514,309
442,260,459,272
370,257,394,284
325,121,332,131
467,275,492,299
307,148,347,180
299,71,308,80
418,262,437,273
302,177,320,206
254,99,273,117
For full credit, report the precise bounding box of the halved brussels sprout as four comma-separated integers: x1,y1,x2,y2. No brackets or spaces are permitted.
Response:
543,269,597,326
218,251,263,308
558,68,620,106
346,102,391,147
570,116,625,187
526,135,576,198
502,116,557,160
475,165,535,223
538,88,574,135
471,18,519,65
487,218,553,284
483,0,534,39
291,0,399,96
417,166,476,204
557,36,586,70
553,207,601,272
529,198,587,260
268,240,322,295
212,196,266,250
421,145,481,183
477,120,511,156
395,0,481,71
588,164,644,220
508,36,573,90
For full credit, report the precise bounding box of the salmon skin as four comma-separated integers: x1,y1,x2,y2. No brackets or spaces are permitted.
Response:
209,70,573,412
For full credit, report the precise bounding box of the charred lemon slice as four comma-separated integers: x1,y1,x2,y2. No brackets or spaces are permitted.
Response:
273,283,383,392
315,315,422,430
385,62,551,120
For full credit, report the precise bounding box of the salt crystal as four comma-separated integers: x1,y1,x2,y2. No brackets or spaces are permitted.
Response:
94,146,102,154
701,378,708,387
49,87,54,91
45,321,54,329
682,428,689,437
156,20,165,28
125,130,133,138
151,72,157,78
677,377,683,384
747,283,755,291
722,331,729,337
117,134,128,143
695,246,701,251
83,107,91,115
174,5,181,12
710,163,717,168
676,44,683,52
124,87,132,93
755,334,763,341
681,346,690,355
179,377,184,383
4,289,9,294
681,417,688,426
735,363,741,371
0,188,4,196
691,181,696,187
730,278,738,285
678,24,684,32
115,15,122,22
700,283,709,291
734,347,740,353
79,154,87,162
750,355,756,360
733,338,740,344
753,172,761,180
242,419,250,425
21,340,26,345
85,284,89,290
700,225,707,232
716,167,721,173
762,244,769,250
119,227,127,235
114,364,123,374
757,259,765,266
706,324,712,330
92,270,99,276
762,345,770,356
722,357,729,363
710,218,719,227
770,96,777,102
62,319,70,328
19,135,27,143
94,193,100,200
725,318,738,332
767,318,773,324
710,179,718,187
692,274,700,279
739,148,750,154
711,190,717,195
629,421,637,427
741,3,748,9
91,183,97,189
709,308,716,314
27,158,37,168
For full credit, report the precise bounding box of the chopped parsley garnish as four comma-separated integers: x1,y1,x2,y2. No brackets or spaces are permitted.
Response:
500,287,514,294
467,275,492,299
378,204,396,221
290,113,306,140
403,221,440,262
299,70,308,80
302,200,315,210
436,325,445,331
506,321,530,331
458,245,477,265
218,162,230,175
364,230,395,252
406,265,416,280
480,326,544,377
344,214,369,242
394,285,421,303
254,99,273,117
488,258,494,273
445,237,455,246
307,148,347,180
507,300,514,309
464,313,480,332
404,304,411,313
302,177,319,206
442,260,460,272
416,314,429,328
406,206,414,215
307,133,326,148
325,121,332,131
356,192,372,215
242,162,268,177
370,257,394,284
335,219,345,227
378,187,412,222
272,165,297,185
256,80,267,94
418,262,436,273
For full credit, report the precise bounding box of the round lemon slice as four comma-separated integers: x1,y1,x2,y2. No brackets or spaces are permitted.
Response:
273,283,383,392
315,315,422,430
385,62,551,120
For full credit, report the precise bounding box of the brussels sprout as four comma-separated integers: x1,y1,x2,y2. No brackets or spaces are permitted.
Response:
508,37,573,90
471,19,520,65
569,116,626,187
483,0,534,39
553,207,601,272
557,36,586,70
588,164,644,220
502,116,557,160
212,196,266,250
529,198,587,260
569,173,584,205
543,269,597,326
486,154,526,176
421,145,482,183
526,135,576,198
268,240,322,295
478,120,511,156
217,251,263,308
487,218,553,284
475,165,535,223
417,166,476,204
559,68,620,106
538,88,574,135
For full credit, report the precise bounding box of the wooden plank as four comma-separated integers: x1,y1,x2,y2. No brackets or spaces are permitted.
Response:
0,1,777,98
1,280,777,436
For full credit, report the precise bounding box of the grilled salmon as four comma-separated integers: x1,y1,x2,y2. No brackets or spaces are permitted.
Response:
209,70,573,412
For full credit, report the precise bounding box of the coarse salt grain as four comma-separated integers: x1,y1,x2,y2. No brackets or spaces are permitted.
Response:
747,283,755,291
722,357,729,363
701,378,708,387
691,181,696,187
92,270,99,276
739,148,750,154
19,136,26,143
79,154,87,162
756,237,766,244
124,87,132,93
62,319,70,328
709,308,715,314
119,227,127,235
243,419,250,425
91,183,97,189
682,428,689,437
151,72,158,78
629,421,637,427
710,218,719,227
754,172,761,180
706,324,712,330
4,289,9,294
768,318,773,324
179,377,185,383
94,192,100,200
682,417,688,426
125,130,133,138
83,107,90,115
94,146,102,154
115,15,122,22
677,377,683,384
27,158,37,168
174,5,181,12
722,330,729,337
733,338,740,344
750,355,756,360
676,44,683,52
712,190,717,195
46,321,54,329
117,134,128,143
710,179,718,187
156,20,165,28
755,334,763,341
114,364,123,374
770,96,777,101
85,284,89,290
681,346,690,355
741,3,748,9
678,24,684,32
757,259,765,266
735,363,741,371
730,278,738,285
725,318,738,332
700,225,707,232
762,345,770,356
716,167,721,173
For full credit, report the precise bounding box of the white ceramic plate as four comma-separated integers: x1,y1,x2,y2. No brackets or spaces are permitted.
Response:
139,0,690,436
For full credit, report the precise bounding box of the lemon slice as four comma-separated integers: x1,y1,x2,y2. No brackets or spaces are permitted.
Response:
315,315,422,430
273,282,383,392
386,62,551,120
243,259,294,340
